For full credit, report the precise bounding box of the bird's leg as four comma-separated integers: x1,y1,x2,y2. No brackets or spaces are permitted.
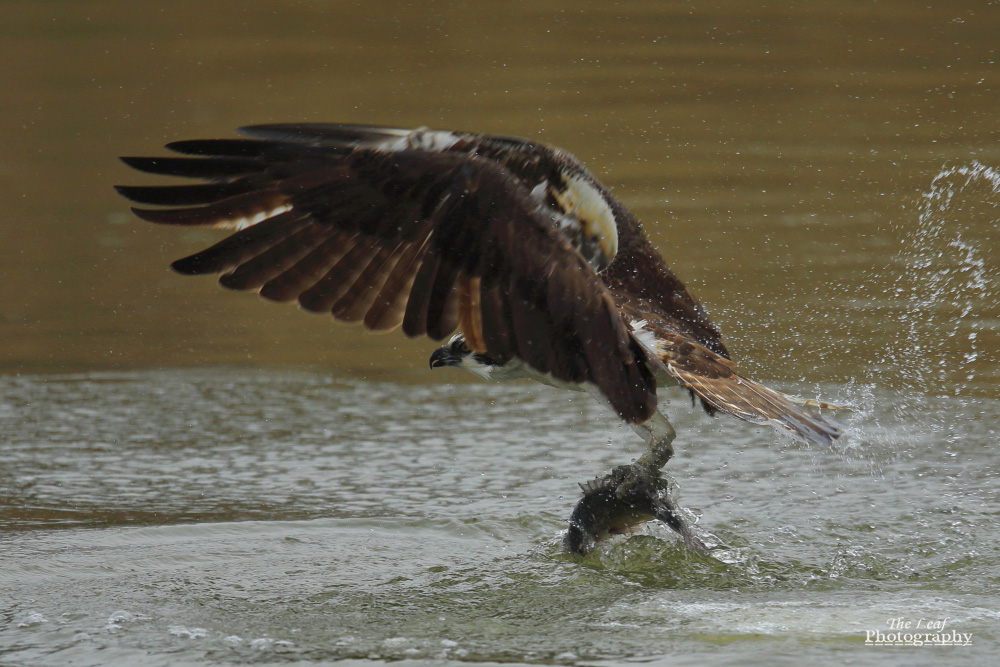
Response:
631,410,676,474
565,411,706,554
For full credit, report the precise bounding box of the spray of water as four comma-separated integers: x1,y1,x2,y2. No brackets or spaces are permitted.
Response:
882,161,998,394
837,161,999,457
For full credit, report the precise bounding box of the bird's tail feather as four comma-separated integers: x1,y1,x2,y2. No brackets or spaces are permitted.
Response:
783,394,850,412
674,369,842,446
624,314,843,446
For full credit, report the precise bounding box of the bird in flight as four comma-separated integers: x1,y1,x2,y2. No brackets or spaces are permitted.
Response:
117,123,841,554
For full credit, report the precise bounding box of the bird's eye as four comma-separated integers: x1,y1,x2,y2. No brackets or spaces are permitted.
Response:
456,339,471,354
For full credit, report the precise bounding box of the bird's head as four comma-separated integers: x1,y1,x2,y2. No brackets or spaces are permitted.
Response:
428,333,499,381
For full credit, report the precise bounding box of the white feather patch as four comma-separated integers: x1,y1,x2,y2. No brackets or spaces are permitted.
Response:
228,203,293,230
529,179,549,203
553,172,618,263
379,128,461,153
628,318,666,355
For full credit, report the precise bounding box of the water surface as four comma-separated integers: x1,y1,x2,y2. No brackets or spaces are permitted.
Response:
3,372,999,665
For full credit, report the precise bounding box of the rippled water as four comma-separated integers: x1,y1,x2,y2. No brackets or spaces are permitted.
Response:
3,369,999,665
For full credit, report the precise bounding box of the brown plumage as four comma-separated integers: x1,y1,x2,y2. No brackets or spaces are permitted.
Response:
116,122,839,445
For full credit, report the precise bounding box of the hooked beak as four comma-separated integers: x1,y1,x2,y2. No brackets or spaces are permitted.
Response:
429,346,460,369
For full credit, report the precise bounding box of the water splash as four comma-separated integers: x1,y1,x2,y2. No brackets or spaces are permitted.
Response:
825,162,999,462
879,161,999,396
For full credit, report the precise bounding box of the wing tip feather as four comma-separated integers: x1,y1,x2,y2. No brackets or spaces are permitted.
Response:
129,205,175,224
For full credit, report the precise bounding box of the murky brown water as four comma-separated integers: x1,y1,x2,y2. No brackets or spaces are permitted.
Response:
2,1,999,665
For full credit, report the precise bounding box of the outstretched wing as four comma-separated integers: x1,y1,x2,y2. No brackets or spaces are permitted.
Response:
621,299,841,446
116,123,656,423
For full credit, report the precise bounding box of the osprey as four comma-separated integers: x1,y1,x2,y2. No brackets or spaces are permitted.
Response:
116,123,841,553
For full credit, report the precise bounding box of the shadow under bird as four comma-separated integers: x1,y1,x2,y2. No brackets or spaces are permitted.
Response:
116,123,842,554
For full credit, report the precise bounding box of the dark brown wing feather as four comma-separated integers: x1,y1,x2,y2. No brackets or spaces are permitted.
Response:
229,123,726,357
117,124,656,423
601,227,729,360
